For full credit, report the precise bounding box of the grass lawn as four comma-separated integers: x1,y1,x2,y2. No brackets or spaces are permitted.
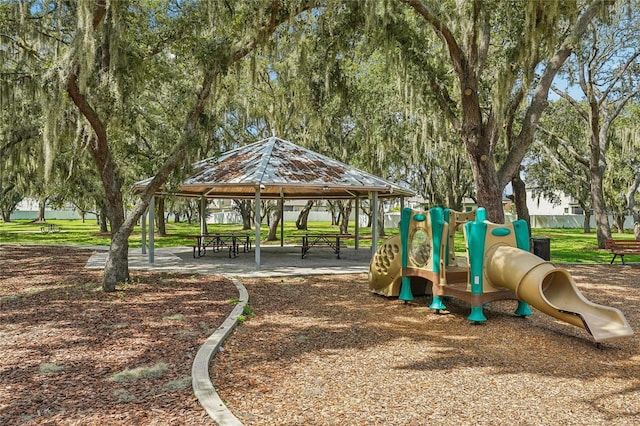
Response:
0,219,393,248
0,218,635,264
529,228,612,263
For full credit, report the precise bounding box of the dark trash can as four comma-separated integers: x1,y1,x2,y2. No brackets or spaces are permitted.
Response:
530,237,551,261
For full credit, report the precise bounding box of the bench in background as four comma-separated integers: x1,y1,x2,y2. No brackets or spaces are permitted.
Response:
605,239,640,265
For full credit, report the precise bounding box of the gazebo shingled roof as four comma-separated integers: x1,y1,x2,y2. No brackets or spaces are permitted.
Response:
133,136,414,199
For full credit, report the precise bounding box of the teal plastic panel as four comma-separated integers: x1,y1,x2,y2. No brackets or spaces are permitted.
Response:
465,220,487,294
512,220,530,251
429,208,444,273
491,227,512,237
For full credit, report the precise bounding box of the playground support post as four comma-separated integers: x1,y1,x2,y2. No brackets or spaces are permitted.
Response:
399,207,414,302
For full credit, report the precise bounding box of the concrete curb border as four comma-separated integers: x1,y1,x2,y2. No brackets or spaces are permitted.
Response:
192,276,248,426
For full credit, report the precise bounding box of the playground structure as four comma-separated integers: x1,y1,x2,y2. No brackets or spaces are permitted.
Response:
368,207,634,342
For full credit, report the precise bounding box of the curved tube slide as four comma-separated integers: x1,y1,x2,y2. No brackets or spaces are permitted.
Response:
485,245,633,342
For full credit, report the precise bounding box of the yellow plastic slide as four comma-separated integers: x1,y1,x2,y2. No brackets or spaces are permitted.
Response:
485,244,634,342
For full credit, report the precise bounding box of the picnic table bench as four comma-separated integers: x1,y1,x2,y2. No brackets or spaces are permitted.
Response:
605,239,640,265
41,224,62,233
299,233,354,259
189,233,252,259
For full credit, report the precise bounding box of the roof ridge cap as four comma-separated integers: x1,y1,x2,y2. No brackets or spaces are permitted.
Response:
254,136,277,185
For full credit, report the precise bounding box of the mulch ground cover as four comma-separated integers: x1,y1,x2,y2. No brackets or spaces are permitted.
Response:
211,267,640,425
3,244,640,425
0,245,237,425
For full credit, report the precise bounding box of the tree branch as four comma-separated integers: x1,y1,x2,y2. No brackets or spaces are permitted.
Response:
476,4,490,75
399,0,465,76
66,69,108,150
498,0,612,188
601,50,640,100
626,172,640,213
536,126,589,168
92,0,108,28
550,84,589,121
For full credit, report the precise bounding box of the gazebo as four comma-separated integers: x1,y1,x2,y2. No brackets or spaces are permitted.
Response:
134,136,415,267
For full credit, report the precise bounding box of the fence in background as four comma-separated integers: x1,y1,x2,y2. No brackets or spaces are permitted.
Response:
9,210,97,221
9,209,637,231
211,212,637,230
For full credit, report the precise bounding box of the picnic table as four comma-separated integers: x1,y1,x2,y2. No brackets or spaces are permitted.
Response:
299,233,354,259
190,233,252,258
41,224,62,233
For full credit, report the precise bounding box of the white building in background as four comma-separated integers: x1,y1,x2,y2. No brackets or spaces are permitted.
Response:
524,189,588,228
525,189,583,215
10,199,96,221
524,188,640,229
15,198,40,211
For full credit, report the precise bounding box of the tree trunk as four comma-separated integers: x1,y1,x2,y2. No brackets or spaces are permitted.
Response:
296,200,314,230
174,212,180,223
266,202,282,241
587,99,612,247
37,198,46,222
462,118,504,223
451,52,504,224
467,151,505,223
460,86,505,223
511,170,531,235
103,187,128,290
75,6,129,290
202,217,208,235
326,201,338,226
67,70,128,291
626,175,640,239
376,201,386,238
591,184,610,247
242,212,251,230
359,202,372,227
583,211,591,234
590,158,611,247
338,200,352,234
234,199,254,230
261,201,271,225
448,191,464,212
103,226,130,291
613,213,625,234
157,197,166,236
0,183,18,222
99,202,109,233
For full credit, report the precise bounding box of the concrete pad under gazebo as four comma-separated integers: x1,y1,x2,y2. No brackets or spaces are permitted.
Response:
134,136,414,267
